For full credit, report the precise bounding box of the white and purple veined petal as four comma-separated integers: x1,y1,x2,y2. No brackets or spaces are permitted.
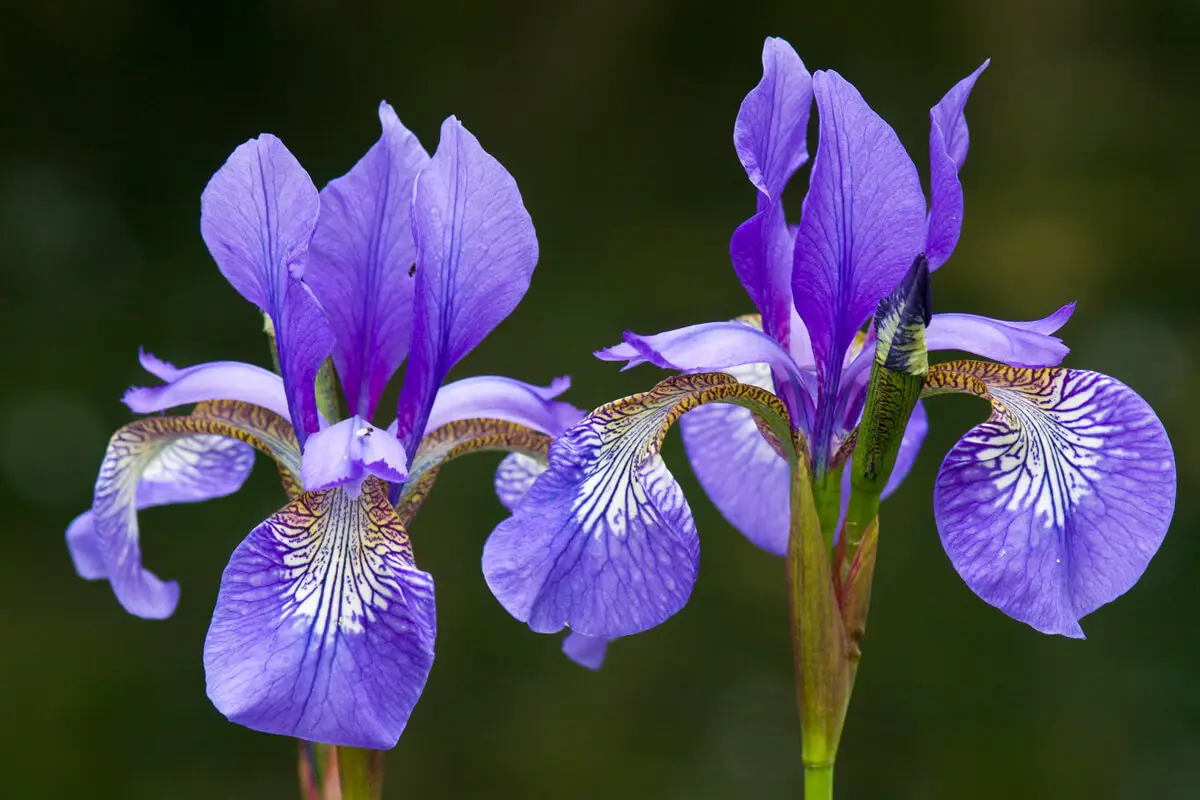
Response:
307,102,431,420
731,37,812,342
926,60,989,270
925,303,1076,368
200,135,333,444
792,70,926,461
204,478,436,748
301,416,408,494
929,362,1175,637
123,352,291,422
394,117,539,455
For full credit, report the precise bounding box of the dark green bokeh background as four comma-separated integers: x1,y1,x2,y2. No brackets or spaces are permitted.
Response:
2,2,1196,797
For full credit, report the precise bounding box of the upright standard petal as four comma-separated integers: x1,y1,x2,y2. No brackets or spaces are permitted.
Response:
927,361,1175,637
394,118,538,454
123,357,291,422
731,37,813,340
926,304,1074,367
926,61,989,270
307,102,431,419
483,373,789,638
301,416,408,493
205,478,436,748
88,404,299,618
200,135,332,442
792,70,926,462
679,360,790,556
425,375,583,437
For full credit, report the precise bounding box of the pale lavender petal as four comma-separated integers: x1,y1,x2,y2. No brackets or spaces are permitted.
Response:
200,135,332,441
301,416,407,493
926,304,1074,367
394,118,538,455
792,70,926,460
204,480,436,748
926,61,989,270
426,375,583,437
88,420,257,618
933,365,1175,637
679,360,789,556
138,348,182,381
307,102,431,419
494,452,547,512
562,632,609,671
484,388,703,637
734,36,813,200
123,357,291,422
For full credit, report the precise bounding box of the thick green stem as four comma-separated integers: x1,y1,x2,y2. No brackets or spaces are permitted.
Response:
804,763,835,800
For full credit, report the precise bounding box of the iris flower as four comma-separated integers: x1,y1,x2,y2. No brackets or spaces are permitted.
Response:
482,38,1175,651
66,103,581,748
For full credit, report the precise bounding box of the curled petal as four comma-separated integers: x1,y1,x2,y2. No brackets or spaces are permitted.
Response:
87,409,289,617
204,478,436,748
308,102,431,419
562,632,609,671
67,511,108,580
394,117,538,454
928,362,1176,637
200,135,333,442
483,373,788,638
679,360,789,556
301,416,408,493
926,304,1075,367
926,61,989,269
494,452,548,512
426,375,583,438
124,355,291,422
793,70,926,459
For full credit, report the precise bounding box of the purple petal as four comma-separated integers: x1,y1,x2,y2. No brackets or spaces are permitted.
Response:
124,356,291,422
307,102,431,419
426,375,584,437
300,416,408,493
926,61,989,270
734,37,813,200
494,452,548,512
394,118,538,455
87,421,257,617
562,632,609,671
138,348,182,381
933,365,1175,637
792,70,926,459
200,135,332,442
679,360,790,556
204,479,436,748
483,396,701,638
926,303,1074,367
730,202,798,344
882,400,928,498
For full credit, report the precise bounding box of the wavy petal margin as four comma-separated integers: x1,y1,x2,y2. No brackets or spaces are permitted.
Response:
926,361,1175,637
204,477,436,748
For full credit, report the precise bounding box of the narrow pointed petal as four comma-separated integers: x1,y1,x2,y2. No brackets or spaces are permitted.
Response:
494,452,549,512
394,118,538,454
926,303,1074,367
483,373,788,638
200,135,333,442
425,375,583,437
926,61,989,269
928,362,1175,637
124,356,291,422
204,479,436,748
307,102,431,419
730,203,798,343
137,348,183,381
679,360,790,555
562,632,609,671
793,70,926,456
301,417,408,492
734,37,813,200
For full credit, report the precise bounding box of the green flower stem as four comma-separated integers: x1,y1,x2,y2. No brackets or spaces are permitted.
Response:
804,763,835,800
337,747,385,800
812,465,845,553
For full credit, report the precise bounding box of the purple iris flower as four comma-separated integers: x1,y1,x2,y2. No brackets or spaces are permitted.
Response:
65,103,581,748
481,38,1175,654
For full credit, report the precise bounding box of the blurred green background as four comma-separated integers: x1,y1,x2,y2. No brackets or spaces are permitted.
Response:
1,1,1196,797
